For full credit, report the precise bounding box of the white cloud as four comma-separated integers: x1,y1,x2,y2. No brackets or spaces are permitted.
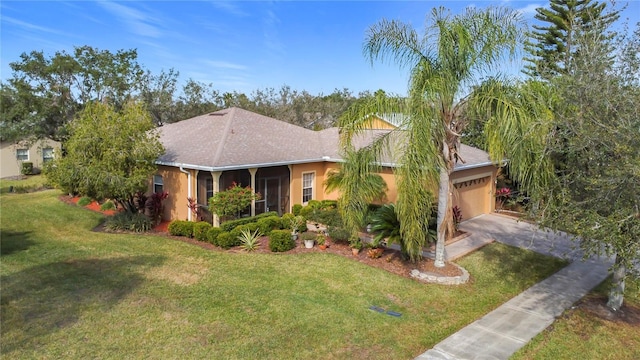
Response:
209,1,250,17
201,60,247,70
1,16,75,37
97,1,163,38
516,3,542,18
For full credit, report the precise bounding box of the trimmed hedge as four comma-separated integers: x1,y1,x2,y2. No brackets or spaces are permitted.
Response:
257,216,283,235
168,220,195,237
220,211,279,232
269,229,295,252
216,231,240,249
206,227,223,244
193,221,212,241
292,204,303,216
21,162,33,175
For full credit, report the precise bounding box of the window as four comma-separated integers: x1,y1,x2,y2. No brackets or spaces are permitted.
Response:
302,172,314,203
16,149,28,161
153,175,163,194
43,148,54,162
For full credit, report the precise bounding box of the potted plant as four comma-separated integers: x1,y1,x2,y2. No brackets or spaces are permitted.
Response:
289,215,305,240
366,237,384,259
300,231,316,249
349,235,363,256
317,233,327,250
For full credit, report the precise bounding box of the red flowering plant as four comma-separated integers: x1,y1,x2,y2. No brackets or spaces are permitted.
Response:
495,187,511,211
146,191,169,225
187,197,199,219
208,182,261,221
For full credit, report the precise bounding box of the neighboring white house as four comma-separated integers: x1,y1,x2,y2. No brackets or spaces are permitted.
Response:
0,139,61,178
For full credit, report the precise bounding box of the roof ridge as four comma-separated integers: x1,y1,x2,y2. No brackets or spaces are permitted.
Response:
211,107,236,166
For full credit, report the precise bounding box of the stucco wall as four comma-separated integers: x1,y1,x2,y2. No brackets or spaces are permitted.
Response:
290,162,329,206
152,165,196,221
0,139,61,178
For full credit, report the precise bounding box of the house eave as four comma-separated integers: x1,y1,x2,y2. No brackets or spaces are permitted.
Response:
156,158,337,172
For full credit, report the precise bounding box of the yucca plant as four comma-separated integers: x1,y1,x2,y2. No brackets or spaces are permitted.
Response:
238,228,263,252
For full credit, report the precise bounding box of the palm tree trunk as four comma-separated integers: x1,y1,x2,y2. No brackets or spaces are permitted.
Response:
434,167,450,267
606,254,626,311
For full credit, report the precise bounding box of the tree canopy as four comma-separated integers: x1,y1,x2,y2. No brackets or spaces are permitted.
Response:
45,101,164,213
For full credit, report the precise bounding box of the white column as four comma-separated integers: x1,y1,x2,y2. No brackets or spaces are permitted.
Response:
248,168,257,216
288,165,293,213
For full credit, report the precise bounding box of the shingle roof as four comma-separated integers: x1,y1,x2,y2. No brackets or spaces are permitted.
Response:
157,107,493,171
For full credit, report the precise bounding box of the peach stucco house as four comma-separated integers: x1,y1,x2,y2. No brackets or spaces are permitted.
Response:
152,107,497,225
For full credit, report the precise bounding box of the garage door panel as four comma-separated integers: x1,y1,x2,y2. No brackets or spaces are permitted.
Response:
453,176,491,220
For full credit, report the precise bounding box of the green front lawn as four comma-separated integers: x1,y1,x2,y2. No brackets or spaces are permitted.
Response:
1,190,566,359
0,174,49,194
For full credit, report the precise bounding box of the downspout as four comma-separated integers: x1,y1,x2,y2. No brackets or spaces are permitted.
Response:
179,166,192,221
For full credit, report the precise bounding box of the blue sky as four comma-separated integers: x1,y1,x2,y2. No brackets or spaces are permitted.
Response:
1,1,638,96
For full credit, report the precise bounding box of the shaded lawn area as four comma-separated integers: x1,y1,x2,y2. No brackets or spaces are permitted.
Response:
1,190,567,359
513,278,640,360
0,175,49,194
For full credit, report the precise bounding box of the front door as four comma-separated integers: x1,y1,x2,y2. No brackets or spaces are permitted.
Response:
256,177,282,215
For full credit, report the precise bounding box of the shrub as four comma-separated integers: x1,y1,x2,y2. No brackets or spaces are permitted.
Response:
327,226,350,243
77,196,92,207
168,220,194,237
208,182,261,220
292,204,303,216
282,213,306,233
269,230,295,252
216,231,240,249
300,232,317,241
309,208,342,227
105,212,152,232
21,162,33,175
257,216,283,235
193,221,212,241
146,191,169,224
320,200,338,209
100,200,115,211
238,229,263,252
220,211,279,232
206,227,223,244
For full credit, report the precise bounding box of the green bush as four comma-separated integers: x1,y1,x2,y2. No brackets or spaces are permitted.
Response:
105,212,152,232
292,204,303,216
99,201,115,211
300,231,317,241
220,211,279,232
269,230,296,252
320,200,338,209
21,162,33,175
193,221,212,241
282,213,307,233
206,227,223,244
327,226,350,243
77,196,92,207
216,231,240,249
257,216,283,235
168,220,195,237
308,208,342,227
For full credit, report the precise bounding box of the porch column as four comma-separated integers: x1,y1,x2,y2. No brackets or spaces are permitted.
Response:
248,168,257,216
211,171,222,227
288,165,293,213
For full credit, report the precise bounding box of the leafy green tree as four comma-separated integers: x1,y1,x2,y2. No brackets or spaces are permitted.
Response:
139,68,179,126
208,183,261,221
339,6,524,264
524,0,619,79
2,46,144,141
481,24,640,310
46,101,163,213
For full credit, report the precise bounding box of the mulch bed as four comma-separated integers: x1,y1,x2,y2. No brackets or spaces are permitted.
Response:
60,195,463,280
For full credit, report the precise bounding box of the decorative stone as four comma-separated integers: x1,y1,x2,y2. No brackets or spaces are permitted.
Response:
410,263,470,285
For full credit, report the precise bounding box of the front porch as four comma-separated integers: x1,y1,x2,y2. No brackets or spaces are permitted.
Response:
195,165,291,225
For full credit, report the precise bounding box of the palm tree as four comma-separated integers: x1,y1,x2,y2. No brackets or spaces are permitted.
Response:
324,148,388,236
339,7,525,264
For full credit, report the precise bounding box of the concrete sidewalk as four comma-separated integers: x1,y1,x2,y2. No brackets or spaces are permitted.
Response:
416,214,612,360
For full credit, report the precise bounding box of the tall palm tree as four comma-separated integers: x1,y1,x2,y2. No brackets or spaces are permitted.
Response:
339,7,525,264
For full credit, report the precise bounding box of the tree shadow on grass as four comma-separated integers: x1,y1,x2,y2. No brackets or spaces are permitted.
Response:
468,243,569,290
0,231,36,256
0,255,165,355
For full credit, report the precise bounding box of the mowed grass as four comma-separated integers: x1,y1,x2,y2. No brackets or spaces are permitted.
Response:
0,174,49,193
513,279,640,360
1,190,567,359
